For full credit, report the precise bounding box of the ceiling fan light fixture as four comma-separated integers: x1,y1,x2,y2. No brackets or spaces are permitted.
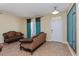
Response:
52,7,59,15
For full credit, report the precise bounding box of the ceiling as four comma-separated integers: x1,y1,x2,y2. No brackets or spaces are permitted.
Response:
0,3,72,18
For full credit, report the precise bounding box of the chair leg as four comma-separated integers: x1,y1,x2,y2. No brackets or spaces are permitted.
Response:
20,46,22,50
31,51,33,55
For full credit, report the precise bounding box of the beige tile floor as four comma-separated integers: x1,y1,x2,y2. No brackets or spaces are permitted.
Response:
0,41,72,56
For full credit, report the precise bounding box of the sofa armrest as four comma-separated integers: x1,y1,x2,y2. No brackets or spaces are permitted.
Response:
16,32,24,36
19,38,33,43
3,33,8,39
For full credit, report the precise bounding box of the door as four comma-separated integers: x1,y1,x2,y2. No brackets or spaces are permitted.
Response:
51,17,64,42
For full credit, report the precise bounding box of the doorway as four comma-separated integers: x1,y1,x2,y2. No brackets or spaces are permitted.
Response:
51,17,64,43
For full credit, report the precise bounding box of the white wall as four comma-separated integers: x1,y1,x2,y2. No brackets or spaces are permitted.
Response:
18,18,27,38
41,11,67,43
0,14,21,43
24,12,67,43
0,11,67,44
41,15,51,41
76,3,79,56
19,11,67,43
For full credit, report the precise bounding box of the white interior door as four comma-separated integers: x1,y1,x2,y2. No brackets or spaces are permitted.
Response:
51,17,64,43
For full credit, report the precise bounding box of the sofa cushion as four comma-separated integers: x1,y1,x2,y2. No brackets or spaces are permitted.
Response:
16,32,22,36
7,31,16,38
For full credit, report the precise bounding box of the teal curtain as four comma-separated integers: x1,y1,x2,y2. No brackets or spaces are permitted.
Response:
27,19,31,38
67,4,76,52
36,17,41,35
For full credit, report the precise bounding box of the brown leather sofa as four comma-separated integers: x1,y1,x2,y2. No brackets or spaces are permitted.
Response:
3,31,24,43
20,32,46,55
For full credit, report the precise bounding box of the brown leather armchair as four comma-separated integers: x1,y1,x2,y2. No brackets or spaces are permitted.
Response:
3,31,24,43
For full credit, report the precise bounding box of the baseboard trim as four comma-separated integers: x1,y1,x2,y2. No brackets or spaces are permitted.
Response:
66,42,76,56
46,40,67,44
